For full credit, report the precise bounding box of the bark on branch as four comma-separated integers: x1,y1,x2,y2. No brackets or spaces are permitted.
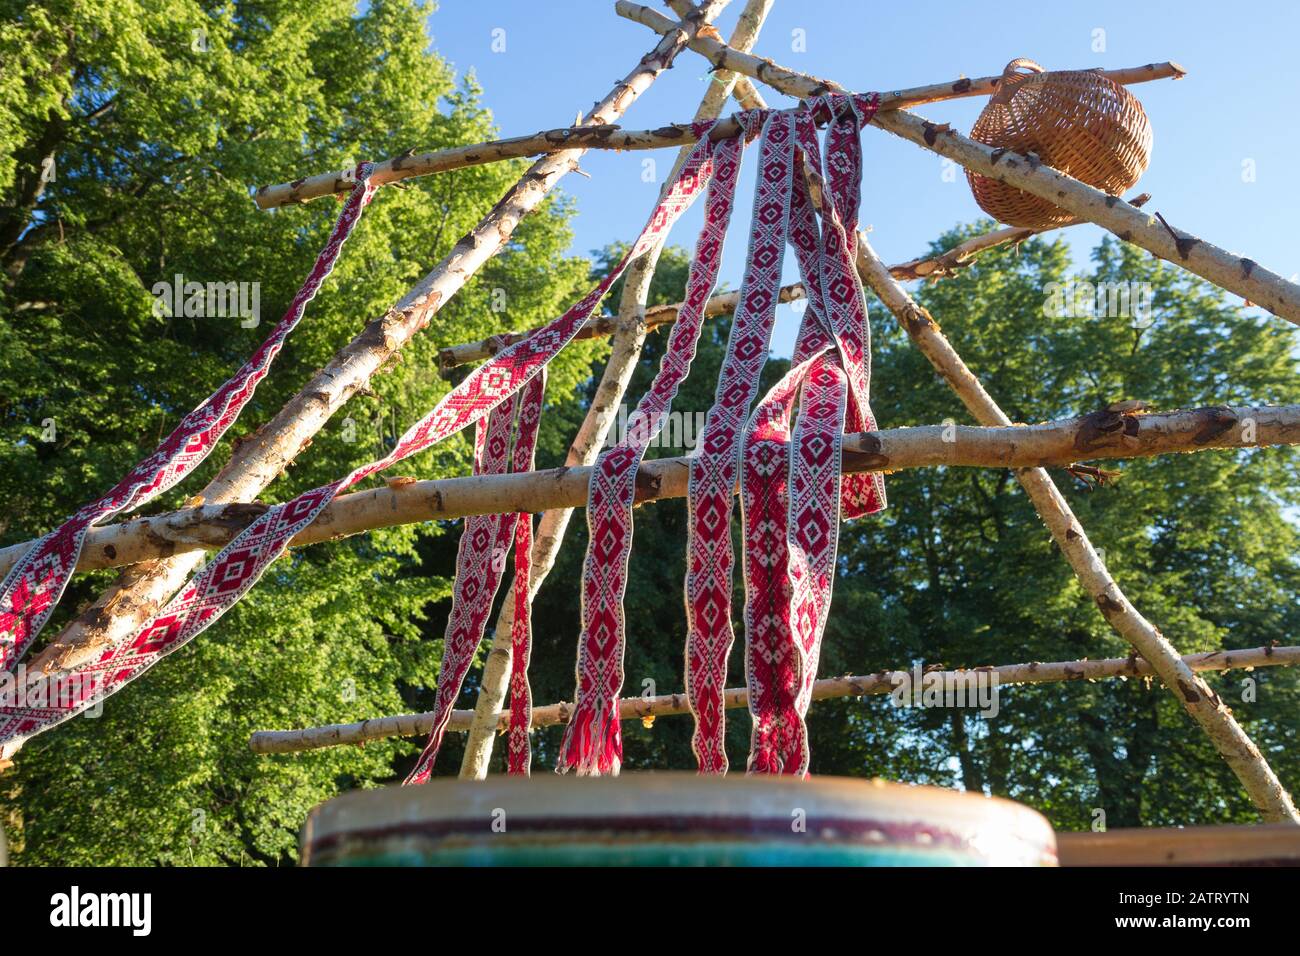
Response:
247,643,1300,754
255,51,1180,209
890,196,1152,281
2,403,1291,579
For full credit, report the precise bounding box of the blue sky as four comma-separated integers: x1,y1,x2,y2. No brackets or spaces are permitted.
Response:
422,1,1299,356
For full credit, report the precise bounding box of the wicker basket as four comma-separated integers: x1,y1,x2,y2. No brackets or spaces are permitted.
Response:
966,59,1153,229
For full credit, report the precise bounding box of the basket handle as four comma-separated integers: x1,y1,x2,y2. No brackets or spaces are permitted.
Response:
990,58,1044,105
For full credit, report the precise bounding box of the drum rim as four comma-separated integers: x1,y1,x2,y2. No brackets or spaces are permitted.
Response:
302,774,1057,866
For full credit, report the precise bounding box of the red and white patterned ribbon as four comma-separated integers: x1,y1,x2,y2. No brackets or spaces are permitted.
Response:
0,128,722,750
791,96,887,734
742,353,807,773
687,94,885,775
742,348,842,774
805,98,886,520
0,165,378,676
740,144,839,773
557,128,747,775
505,504,536,776
738,348,826,775
683,110,798,774
742,95,885,775
404,370,544,785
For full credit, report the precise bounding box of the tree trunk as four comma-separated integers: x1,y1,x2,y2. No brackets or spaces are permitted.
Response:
950,710,986,794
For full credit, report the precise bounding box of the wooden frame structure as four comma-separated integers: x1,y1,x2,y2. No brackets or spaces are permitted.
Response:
6,1,1299,827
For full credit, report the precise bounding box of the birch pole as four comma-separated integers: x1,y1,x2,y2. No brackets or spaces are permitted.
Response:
1,402,1294,577
457,0,775,780
437,199,1148,369
618,11,1299,822
255,80,1180,206
250,643,1300,754
0,1,732,761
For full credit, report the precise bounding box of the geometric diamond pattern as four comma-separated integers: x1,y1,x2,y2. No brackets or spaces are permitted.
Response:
404,371,544,785
0,162,379,687
741,95,886,777
558,125,745,776
685,110,797,775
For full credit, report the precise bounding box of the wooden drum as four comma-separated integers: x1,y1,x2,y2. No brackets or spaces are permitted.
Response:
301,773,1057,867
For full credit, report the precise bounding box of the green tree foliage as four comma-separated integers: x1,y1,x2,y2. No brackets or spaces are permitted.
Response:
0,0,600,864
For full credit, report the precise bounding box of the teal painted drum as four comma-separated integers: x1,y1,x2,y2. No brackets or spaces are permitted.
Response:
301,774,1057,867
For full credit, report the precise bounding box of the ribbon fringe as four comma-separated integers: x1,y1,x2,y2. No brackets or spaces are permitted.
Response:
556,697,623,777
560,122,748,777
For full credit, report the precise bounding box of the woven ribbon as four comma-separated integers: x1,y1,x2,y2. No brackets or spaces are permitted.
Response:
743,98,885,775
405,121,741,781
0,164,377,677
404,370,544,785
688,95,885,775
556,127,748,775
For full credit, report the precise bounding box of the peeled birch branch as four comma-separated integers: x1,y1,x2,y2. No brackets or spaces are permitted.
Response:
3,403,1293,578
436,199,1149,370
889,195,1150,281
255,53,1181,209
248,643,1300,754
